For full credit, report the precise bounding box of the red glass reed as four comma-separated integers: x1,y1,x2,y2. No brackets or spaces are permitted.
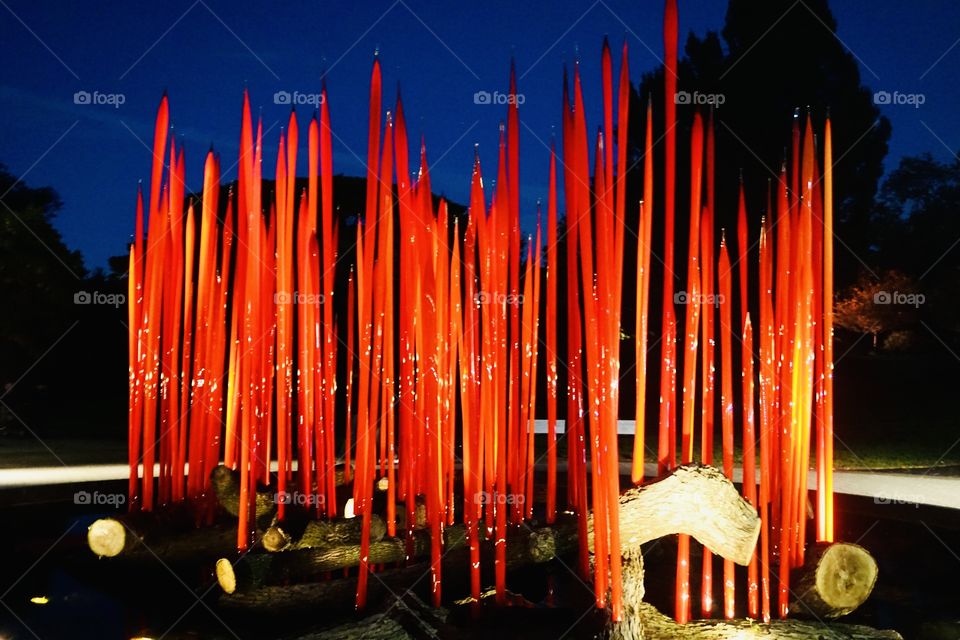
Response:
546,145,559,523
659,0,679,475
676,113,704,625
820,117,835,542
718,236,736,618
700,112,716,616
633,100,654,486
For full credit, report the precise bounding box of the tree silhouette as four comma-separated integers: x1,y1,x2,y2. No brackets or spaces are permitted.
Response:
627,0,891,288
872,152,960,341
0,164,89,432
875,153,960,274
0,165,85,381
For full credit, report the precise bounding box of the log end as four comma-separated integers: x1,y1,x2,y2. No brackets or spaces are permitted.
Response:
528,529,556,563
210,464,233,486
816,542,878,615
262,526,291,553
87,518,126,558
216,557,238,594
792,542,879,619
211,465,240,517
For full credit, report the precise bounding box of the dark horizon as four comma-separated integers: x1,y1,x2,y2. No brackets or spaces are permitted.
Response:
1,0,959,270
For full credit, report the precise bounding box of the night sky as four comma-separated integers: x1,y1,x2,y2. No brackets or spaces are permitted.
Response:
1,0,958,269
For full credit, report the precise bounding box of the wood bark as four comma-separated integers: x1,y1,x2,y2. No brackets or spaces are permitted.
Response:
88,516,238,561
86,501,229,559
217,517,579,594
589,463,761,565
218,464,754,595
302,592,903,640
262,515,387,552
87,465,270,559
214,464,897,639
227,574,900,640
89,466,390,559
623,602,901,639
210,465,276,521
218,561,430,615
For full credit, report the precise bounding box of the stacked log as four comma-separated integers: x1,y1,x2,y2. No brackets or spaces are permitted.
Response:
88,464,896,639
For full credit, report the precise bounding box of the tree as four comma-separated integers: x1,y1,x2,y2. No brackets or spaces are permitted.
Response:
874,153,960,274
629,0,891,287
0,165,86,376
0,164,88,431
870,152,960,342
834,269,920,349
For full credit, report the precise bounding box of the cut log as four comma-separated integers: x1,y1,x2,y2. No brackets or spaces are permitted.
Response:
218,538,409,594
214,465,898,639
87,502,200,558
625,602,901,639
87,517,130,558
219,552,544,617
212,465,357,521
215,547,373,594
85,500,238,560
219,561,431,615
88,518,238,562
790,542,878,619
605,548,646,639
589,463,760,565
312,590,902,640
220,464,754,594
88,467,274,558
396,498,428,530
262,514,387,552
309,591,456,640
210,465,276,521
216,517,579,594
594,464,756,640
88,469,271,559
225,573,901,640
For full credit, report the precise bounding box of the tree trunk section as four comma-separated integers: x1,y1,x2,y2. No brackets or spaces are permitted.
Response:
630,602,901,639
262,514,387,552
211,465,276,522
218,561,432,615
212,465,899,639
86,501,233,560
88,518,238,562
790,542,878,619
590,463,760,565
217,517,579,594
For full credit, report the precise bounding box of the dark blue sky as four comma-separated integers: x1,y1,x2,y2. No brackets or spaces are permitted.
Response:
1,0,958,269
